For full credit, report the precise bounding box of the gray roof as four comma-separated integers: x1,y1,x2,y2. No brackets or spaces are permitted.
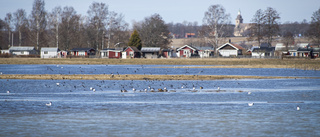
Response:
9,46,35,51
41,47,59,52
141,47,160,52
71,48,95,51
252,47,275,52
194,46,214,51
296,43,309,48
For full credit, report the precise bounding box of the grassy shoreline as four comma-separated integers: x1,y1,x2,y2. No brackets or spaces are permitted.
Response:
1,74,319,80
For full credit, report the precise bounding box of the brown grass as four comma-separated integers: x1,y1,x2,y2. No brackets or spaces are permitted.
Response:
0,74,318,80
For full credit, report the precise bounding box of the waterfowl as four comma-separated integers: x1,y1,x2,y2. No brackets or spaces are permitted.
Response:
46,102,52,106
92,88,96,92
164,87,167,92
132,88,136,92
297,106,300,111
7,90,10,94
248,103,254,106
56,83,60,86
217,87,220,91
200,86,203,89
248,92,251,95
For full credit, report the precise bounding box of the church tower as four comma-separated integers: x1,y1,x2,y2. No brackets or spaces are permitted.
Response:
235,10,243,27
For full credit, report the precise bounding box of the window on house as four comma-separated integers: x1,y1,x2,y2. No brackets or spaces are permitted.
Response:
129,52,134,57
44,51,48,54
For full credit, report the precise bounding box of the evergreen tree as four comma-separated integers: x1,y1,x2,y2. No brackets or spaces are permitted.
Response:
128,29,142,50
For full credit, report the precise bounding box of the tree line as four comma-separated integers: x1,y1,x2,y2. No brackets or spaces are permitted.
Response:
0,0,130,51
0,1,319,52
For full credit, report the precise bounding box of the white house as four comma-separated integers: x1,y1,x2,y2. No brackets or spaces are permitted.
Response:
41,47,60,58
252,47,275,58
1,49,9,54
9,46,37,55
217,43,244,57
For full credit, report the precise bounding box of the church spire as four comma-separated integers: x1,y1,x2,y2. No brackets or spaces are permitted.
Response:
238,9,241,15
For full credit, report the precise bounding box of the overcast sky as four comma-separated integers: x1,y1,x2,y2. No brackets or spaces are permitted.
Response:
1,0,319,28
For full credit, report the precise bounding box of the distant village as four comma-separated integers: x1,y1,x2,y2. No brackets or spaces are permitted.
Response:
1,40,319,59
1,1,319,59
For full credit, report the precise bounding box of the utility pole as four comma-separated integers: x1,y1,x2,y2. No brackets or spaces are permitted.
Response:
12,33,14,47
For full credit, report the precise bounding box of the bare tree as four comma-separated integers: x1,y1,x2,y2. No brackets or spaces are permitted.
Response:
29,0,47,49
202,4,231,54
282,31,294,51
0,19,5,49
248,9,264,46
107,12,129,48
263,7,280,44
60,6,79,50
47,6,62,48
87,2,109,50
4,13,13,47
13,9,28,46
134,14,171,48
306,8,320,43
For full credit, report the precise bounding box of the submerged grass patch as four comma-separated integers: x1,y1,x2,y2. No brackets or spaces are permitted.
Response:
1,74,318,80
0,58,319,70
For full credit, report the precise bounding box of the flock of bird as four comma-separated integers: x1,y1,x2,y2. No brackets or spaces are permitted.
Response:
2,65,302,110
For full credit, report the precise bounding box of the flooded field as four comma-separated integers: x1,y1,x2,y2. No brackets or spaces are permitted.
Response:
1,64,320,77
0,64,320,136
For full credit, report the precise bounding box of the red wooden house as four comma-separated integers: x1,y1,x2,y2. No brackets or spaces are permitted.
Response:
124,46,141,58
100,48,122,59
176,45,198,58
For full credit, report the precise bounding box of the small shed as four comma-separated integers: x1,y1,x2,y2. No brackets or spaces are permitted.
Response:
162,49,174,58
100,48,122,59
194,46,214,58
41,47,60,58
176,45,198,58
70,48,95,56
217,43,244,57
9,46,37,55
141,47,161,58
124,46,141,58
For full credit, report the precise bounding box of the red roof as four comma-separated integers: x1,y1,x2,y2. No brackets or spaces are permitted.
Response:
230,43,245,50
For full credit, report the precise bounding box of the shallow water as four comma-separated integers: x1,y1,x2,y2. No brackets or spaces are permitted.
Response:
1,78,320,136
1,64,319,77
